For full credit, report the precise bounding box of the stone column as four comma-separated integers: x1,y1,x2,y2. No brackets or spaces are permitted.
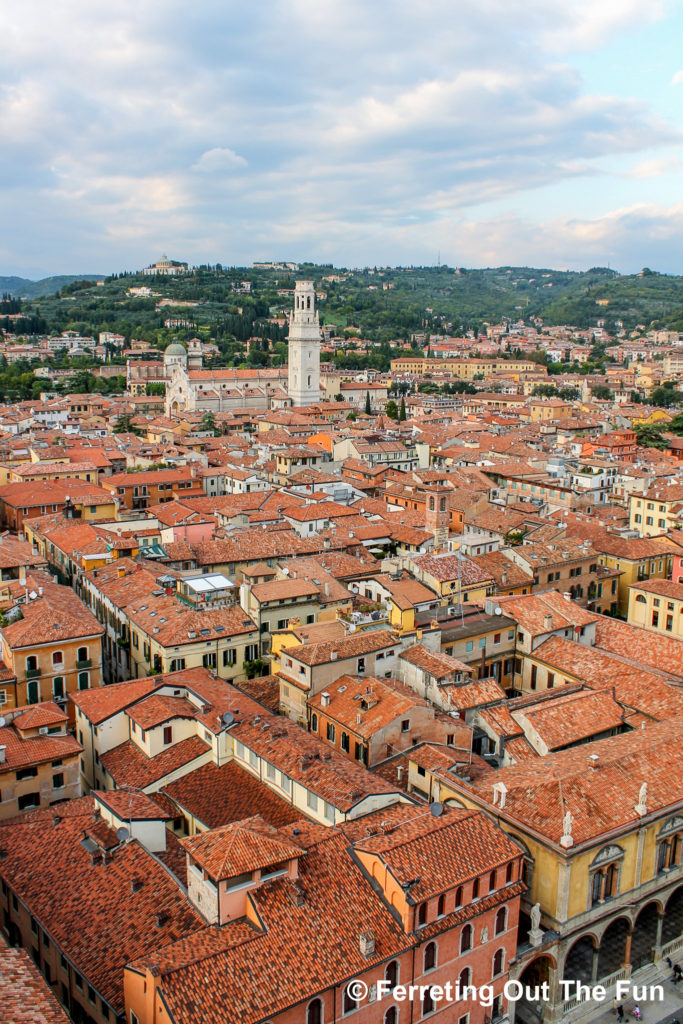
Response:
653,913,664,963
623,932,632,971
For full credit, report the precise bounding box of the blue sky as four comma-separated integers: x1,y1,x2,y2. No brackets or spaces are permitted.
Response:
1,0,682,277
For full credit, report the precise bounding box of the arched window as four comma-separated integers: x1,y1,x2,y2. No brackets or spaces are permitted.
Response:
454,885,463,907
472,877,479,900
506,861,514,884
385,960,399,990
384,1008,398,1024
489,870,497,892
460,924,473,953
424,942,437,972
307,999,323,1024
343,983,359,1014
52,677,65,699
493,948,505,976
310,713,318,732
657,816,683,873
422,989,434,1016
52,651,63,666
26,655,38,672
77,646,88,661
437,894,446,917
417,902,427,927
78,672,89,691
589,844,624,907
27,679,39,704
635,594,647,603
459,967,471,991
494,907,506,936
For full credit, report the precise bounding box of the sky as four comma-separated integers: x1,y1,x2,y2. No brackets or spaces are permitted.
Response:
1,0,683,277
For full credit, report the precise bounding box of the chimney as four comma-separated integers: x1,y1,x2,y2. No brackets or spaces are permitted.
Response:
321,691,330,708
501,571,507,585
359,930,376,958
324,582,330,598
0,746,6,764
330,650,338,661
543,614,553,631
589,754,599,770
397,766,404,782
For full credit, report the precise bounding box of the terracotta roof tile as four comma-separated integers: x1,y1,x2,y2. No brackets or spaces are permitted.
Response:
100,736,210,790
0,797,204,1013
179,816,306,880
161,761,301,830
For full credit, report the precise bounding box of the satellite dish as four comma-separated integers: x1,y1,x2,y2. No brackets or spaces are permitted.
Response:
222,711,235,727
115,826,130,843
494,607,502,616
429,801,444,817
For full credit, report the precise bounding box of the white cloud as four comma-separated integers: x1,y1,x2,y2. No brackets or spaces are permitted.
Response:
671,70,683,85
192,148,247,173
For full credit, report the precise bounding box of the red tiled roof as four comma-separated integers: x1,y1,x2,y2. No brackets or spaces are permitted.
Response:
179,815,306,879
0,939,71,1023
100,736,210,790
0,798,203,1013
162,761,301,830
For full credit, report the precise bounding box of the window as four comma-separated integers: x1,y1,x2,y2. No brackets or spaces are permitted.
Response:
310,713,318,732
52,651,63,666
326,723,335,743
357,657,365,673
16,766,38,781
493,948,505,977
454,885,462,907
385,960,399,990
460,923,473,953
307,791,318,811
78,672,89,690
26,655,38,672
547,672,555,689
465,641,473,653
459,967,471,990
384,1007,398,1024
52,677,64,699
307,999,322,1024
422,989,435,1016
53,773,64,789
163,726,172,745
77,646,88,661
437,894,446,917
341,732,350,753
530,665,537,690
472,877,479,899
417,902,427,927
281,773,291,794
401,719,410,733
343,983,359,1014
424,941,437,971
266,762,276,780
489,870,496,892
202,652,217,669
494,907,506,935
223,648,236,667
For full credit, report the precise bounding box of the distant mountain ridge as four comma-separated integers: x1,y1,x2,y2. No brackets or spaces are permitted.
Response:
0,274,103,299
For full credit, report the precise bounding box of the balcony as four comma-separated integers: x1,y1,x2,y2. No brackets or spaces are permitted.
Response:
25,668,41,679
75,658,92,669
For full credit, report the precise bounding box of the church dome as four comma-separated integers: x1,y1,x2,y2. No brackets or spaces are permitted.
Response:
165,343,187,357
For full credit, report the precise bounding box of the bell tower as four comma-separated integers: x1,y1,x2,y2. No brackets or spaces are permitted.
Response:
287,280,320,406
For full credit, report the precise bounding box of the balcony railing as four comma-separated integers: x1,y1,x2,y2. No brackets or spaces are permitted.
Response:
25,668,41,679
75,658,92,669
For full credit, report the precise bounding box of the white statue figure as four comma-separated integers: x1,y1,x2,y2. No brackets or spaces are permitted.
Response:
563,810,574,838
530,903,541,932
